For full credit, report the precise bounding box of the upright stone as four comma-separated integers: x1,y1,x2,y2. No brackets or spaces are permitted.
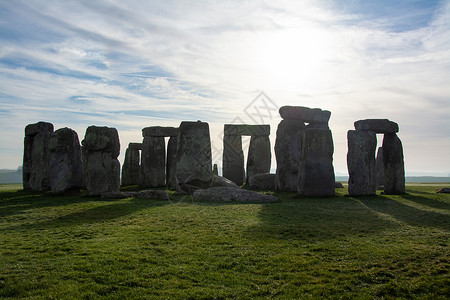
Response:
121,146,141,186
141,136,165,187
375,147,385,188
275,119,305,191
223,134,245,185
166,136,178,189
298,128,335,197
48,128,83,193
23,121,54,191
246,135,271,183
82,126,120,196
347,130,377,196
176,121,212,190
382,133,405,194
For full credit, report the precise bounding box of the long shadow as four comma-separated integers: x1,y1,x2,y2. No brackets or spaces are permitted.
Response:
244,194,401,242
400,193,450,210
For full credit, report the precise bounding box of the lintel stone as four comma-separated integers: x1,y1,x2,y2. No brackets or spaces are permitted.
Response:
128,142,142,150
142,126,178,137
354,119,399,133
224,124,270,136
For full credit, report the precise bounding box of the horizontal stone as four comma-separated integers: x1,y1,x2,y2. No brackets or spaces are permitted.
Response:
101,190,171,200
25,121,54,136
354,119,399,133
142,126,178,137
224,124,270,136
192,187,277,203
249,173,276,191
279,106,331,123
128,142,142,150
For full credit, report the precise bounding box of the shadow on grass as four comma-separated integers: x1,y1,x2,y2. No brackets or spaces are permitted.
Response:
400,193,450,210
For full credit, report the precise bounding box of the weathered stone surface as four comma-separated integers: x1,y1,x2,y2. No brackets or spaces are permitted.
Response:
23,121,54,191
212,164,218,176
176,121,212,191
193,187,277,203
298,128,335,197
141,136,165,187
275,119,305,191
249,173,276,190
128,142,142,150
166,136,178,189
246,135,271,184
48,128,83,193
354,119,399,133
224,124,270,136
375,147,385,187
82,126,120,158
347,130,377,196
82,126,120,196
101,190,170,200
279,106,331,124
121,148,141,186
25,121,54,136
436,188,450,193
142,126,178,137
382,133,405,194
211,175,240,188
223,134,245,186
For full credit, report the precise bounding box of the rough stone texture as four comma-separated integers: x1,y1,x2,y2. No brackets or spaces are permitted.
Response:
176,121,213,191
223,134,245,186
142,126,178,137
212,164,218,176
375,147,385,187
275,119,305,191
128,142,142,150
382,133,405,194
347,130,377,196
166,136,178,189
193,187,277,203
82,126,120,196
121,147,141,186
246,135,271,184
335,182,344,188
23,121,54,191
141,136,165,187
101,190,170,200
436,188,450,193
279,106,331,124
354,119,399,133
211,175,240,188
48,128,83,193
298,128,335,197
224,124,270,136
249,173,276,190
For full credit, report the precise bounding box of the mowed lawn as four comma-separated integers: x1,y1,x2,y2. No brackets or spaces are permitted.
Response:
1,184,449,298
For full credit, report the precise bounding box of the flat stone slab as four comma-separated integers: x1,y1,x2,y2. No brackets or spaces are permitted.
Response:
193,187,277,203
279,106,331,123
211,175,240,188
354,119,399,133
128,142,142,150
25,121,54,136
224,124,270,136
101,190,171,200
249,173,276,190
436,188,450,193
142,126,178,137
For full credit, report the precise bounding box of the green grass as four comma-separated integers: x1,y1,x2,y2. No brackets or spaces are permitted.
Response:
1,185,449,299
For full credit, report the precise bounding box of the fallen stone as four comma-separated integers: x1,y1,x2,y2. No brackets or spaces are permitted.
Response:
224,124,270,136
279,106,331,124
382,133,405,194
141,136,165,187
48,128,83,193
211,175,240,188
137,190,171,200
347,130,377,196
142,126,178,137
246,135,271,184
249,173,276,190
101,191,138,199
354,119,399,133
223,134,245,186
436,188,450,193
335,182,344,188
275,119,305,192
193,187,277,203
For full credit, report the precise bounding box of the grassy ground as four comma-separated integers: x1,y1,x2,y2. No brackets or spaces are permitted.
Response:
1,184,449,299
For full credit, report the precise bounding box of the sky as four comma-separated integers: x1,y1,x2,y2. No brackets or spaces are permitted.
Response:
0,0,449,176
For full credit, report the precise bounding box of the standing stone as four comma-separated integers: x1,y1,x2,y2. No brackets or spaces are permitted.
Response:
223,134,245,185
246,135,271,183
347,130,377,196
82,126,120,196
166,136,178,189
375,147,385,188
141,136,165,187
23,121,54,191
298,128,335,197
382,133,405,194
275,119,305,191
176,121,212,191
121,146,141,186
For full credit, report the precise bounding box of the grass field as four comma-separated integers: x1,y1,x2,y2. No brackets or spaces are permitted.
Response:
1,184,449,298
